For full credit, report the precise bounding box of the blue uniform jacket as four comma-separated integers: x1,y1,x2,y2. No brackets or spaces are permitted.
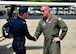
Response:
10,17,34,52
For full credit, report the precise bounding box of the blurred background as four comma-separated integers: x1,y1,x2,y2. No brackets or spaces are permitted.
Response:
0,0,76,16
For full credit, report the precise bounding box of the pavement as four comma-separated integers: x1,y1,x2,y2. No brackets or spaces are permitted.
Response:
0,19,76,54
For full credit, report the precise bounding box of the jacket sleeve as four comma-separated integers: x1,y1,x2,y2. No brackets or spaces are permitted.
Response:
58,17,68,40
34,22,43,39
20,22,35,40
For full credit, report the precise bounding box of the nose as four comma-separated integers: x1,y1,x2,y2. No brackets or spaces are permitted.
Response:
41,12,44,14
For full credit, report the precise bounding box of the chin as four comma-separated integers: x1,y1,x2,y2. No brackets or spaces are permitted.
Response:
43,15,46,18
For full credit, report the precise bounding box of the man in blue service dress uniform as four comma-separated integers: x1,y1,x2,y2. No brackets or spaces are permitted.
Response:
10,6,36,54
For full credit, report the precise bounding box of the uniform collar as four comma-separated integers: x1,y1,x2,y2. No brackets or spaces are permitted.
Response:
17,16,26,22
43,15,52,22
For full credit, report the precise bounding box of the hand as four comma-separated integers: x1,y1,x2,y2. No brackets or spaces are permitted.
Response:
33,36,37,41
53,37,60,43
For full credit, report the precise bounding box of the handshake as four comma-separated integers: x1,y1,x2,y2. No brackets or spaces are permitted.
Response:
31,36,37,41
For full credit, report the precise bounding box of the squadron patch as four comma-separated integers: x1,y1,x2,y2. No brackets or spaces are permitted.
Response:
48,21,52,24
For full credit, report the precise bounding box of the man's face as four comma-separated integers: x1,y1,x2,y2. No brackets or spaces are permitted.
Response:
24,12,28,19
40,7,49,18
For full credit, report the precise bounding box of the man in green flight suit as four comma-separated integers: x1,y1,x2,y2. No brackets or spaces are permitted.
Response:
34,5,68,54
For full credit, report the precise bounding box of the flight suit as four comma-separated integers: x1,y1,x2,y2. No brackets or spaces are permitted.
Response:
34,15,68,54
10,17,35,54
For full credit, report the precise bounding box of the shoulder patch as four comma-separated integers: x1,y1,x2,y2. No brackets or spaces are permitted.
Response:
23,21,26,24
58,17,62,20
